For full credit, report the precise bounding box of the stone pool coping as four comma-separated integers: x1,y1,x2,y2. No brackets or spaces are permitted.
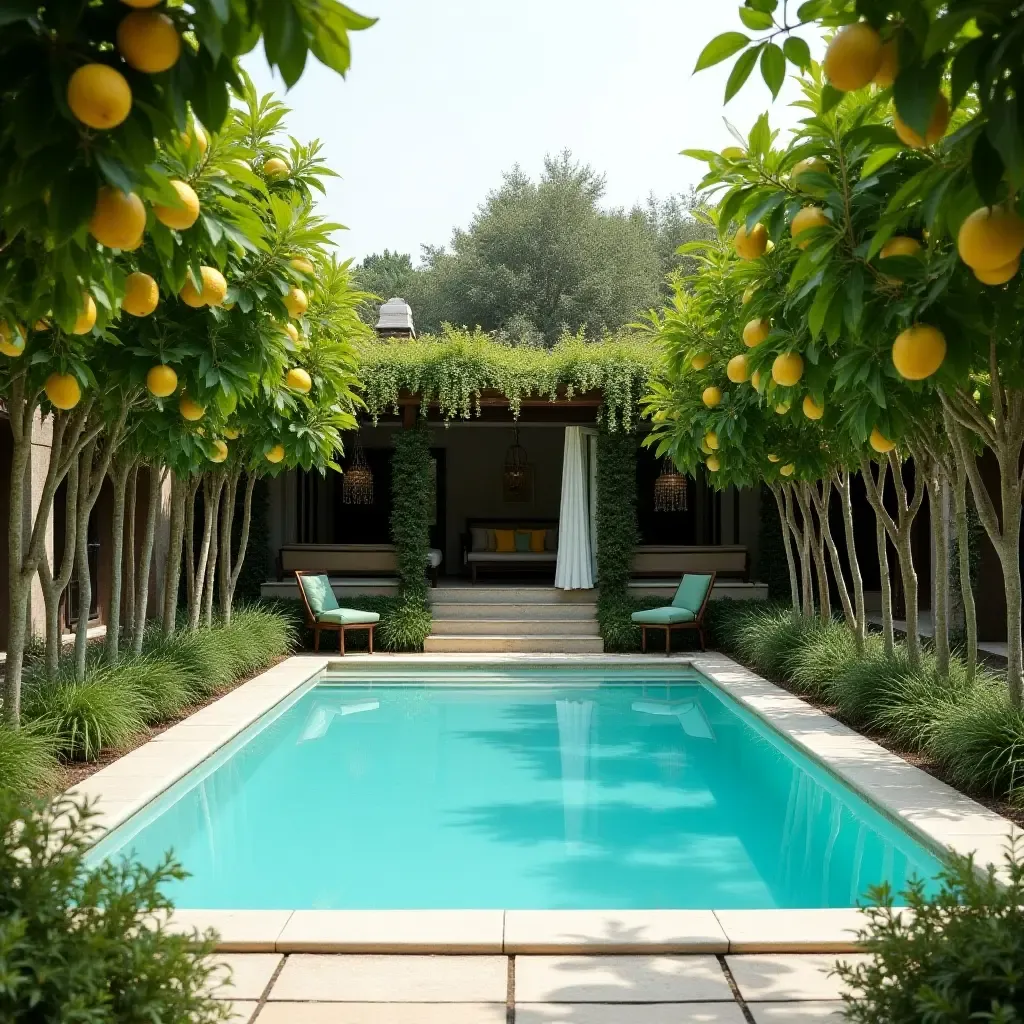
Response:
69,652,1021,955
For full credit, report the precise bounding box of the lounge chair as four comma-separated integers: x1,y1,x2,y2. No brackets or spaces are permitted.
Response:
631,572,716,655
295,571,380,655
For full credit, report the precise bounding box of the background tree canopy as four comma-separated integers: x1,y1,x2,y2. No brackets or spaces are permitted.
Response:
354,151,713,344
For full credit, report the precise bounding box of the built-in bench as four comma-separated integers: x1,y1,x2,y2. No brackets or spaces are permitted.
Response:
279,544,441,585
461,518,558,583
631,545,749,580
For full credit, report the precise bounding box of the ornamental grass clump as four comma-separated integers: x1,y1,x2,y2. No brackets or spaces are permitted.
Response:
788,617,868,697
146,627,237,699
0,794,231,1023
114,654,195,723
0,725,60,799
733,606,812,677
221,605,295,676
836,842,1024,1022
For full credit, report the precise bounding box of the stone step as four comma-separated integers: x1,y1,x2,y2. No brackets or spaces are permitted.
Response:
423,634,605,654
430,602,597,620
430,618,601,637
430,587,596,605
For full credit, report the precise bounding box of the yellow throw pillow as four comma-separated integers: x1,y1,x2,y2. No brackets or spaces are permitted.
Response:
494,529,516,553
529,529,546,553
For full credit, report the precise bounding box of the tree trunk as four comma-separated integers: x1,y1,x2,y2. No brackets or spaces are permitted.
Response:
950,453,978,680
202,476,225,627
39,456,82,679
865,459,895,654
813,479,855,631
105,457,134,665
798,482,831,622
72,452,95,682
184,475,199,624
835,469,866,651
783,483,813,616
124,461,138,636
925,470,951,676
771,482,800,614
189,474,220,631
133,465,163,654
161,473,186,636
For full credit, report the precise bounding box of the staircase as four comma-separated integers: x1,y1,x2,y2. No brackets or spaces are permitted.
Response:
424,586,603,654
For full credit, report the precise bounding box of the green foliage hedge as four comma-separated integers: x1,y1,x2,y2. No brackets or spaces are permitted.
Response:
268,595,432,653
358,329,660,430
716,603,1024,808
391,422,432,604
0,795,230,1023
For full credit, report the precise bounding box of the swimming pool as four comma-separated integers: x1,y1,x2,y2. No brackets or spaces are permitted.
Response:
93,670,944,909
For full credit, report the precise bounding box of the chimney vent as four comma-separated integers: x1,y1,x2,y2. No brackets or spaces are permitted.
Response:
375,297,415,339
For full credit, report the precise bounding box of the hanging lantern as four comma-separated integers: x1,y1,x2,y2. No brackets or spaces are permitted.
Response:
654,457,688,512
504,428,529,493
342,443,374,505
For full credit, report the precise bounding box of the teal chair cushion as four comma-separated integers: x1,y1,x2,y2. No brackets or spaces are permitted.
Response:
672,573,714,613
299,574,339,615
318,608,381,626
631,606,695,625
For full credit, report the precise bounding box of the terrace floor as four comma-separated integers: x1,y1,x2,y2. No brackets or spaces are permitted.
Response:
213,951,858,1022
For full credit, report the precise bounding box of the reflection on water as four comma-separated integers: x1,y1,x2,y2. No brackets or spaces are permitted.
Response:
95,681,944,910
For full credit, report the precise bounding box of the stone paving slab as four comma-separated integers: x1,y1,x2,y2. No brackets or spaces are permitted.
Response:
209,953,282,1000
513,955,732,1004
516,1003,747,1023
168,910,294,952
269,954,509,1003
726,954,868,1002
748,1003,847,1022
505,910,728,953
226,1002,259,1024
254,1004,506,1023
713,910,866,953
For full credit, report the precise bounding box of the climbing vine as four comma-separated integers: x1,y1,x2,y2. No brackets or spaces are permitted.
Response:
358,328,661,431
390,422,432,603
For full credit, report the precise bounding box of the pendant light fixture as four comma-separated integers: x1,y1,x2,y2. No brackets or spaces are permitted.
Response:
654,456,688,512
342,442,374,505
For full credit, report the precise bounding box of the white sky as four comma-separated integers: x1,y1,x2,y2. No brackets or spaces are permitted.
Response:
244,1,823,264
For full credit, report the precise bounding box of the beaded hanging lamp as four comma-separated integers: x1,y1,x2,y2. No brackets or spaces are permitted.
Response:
503,428,529,493
342,443,374,505
654,457,688,512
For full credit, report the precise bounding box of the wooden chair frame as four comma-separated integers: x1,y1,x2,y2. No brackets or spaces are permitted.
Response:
639,571,717,656
294,571,375,656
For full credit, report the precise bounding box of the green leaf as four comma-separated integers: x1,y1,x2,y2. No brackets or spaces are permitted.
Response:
694,32,751,72
783,36,811,69
986,97,1024,190
972,132,1006,206
725,43,763,102
893,57,943,137
760,43,786,99
860,145,902,179
796,0,827,18
739,7,773,30
819,84,843,113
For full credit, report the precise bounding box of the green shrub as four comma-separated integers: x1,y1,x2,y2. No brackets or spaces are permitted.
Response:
22,671,149,761
733,606,815,677
114,654,195,723
0,794,230,1023
221,605,295,675
145,628,237,699
836,842,1024,1022
0,726,60,799
704,598,765,654
929,682,1024,803
376,599,433,652
788,619,867,697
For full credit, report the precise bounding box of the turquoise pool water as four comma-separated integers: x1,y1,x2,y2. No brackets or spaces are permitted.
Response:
94,673,944,909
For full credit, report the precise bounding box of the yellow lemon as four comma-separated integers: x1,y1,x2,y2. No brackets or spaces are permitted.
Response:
780,463,796,477
286,367,312,393
223,426,240,440
874,40,898,87
72,293,97,334
791,157,829,191
706,455,721,473
727,353,750,383
702,386,722,408
974,257,1020,286
742,285,756,305
772,352,804,387
123,271,159,316
791,206,830,249
823,23,883,92
735,223,768,260
751,369,762,390
768,454,781,463
894,93,950,148
179,395,205,421
67,64,132,129
700,440,712,455
210,439,229,463
0,322,26,357
182,122,208,155
892,324,946,380
180,266,227,308
117,11,181,73
775,401,791,415
45,373,82,410
146,364,177,398
284,287,308,318
265,444,285,464
89,187,146,249
290,257,315,275
691,352,712,370
284,322,300,344
803,394,825,420
264,157,290,179
870,428,895,453
121,0,163,7
957,205,1024,271
743,318,770,348
154,179,200,231
721,146,745,160
880,236,922,260
705,431,719,451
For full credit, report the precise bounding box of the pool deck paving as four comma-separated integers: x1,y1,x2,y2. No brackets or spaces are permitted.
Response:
210,952,857,1022
70,651,1021,961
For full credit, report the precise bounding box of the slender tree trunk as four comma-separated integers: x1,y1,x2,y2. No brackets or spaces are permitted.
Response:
798,482,831,622
835,469,866,651
161,473,187,636
202,476,225,627
771,482,800,614
813,479,855,631
783,483,813,616
183,475,199,624
105,457,134,665
924,470,951,676
39,457,82,679
865,459,895,654
191,474,223,630
950,452,978,680
124,462,138,636
72,453,95,682
134,465,164,654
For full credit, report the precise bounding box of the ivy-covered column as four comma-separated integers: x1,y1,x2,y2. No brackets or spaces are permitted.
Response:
390,419,432,604
595,429,639,649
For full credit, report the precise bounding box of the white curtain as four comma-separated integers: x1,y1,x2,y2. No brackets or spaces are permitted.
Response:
555,426,594,589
